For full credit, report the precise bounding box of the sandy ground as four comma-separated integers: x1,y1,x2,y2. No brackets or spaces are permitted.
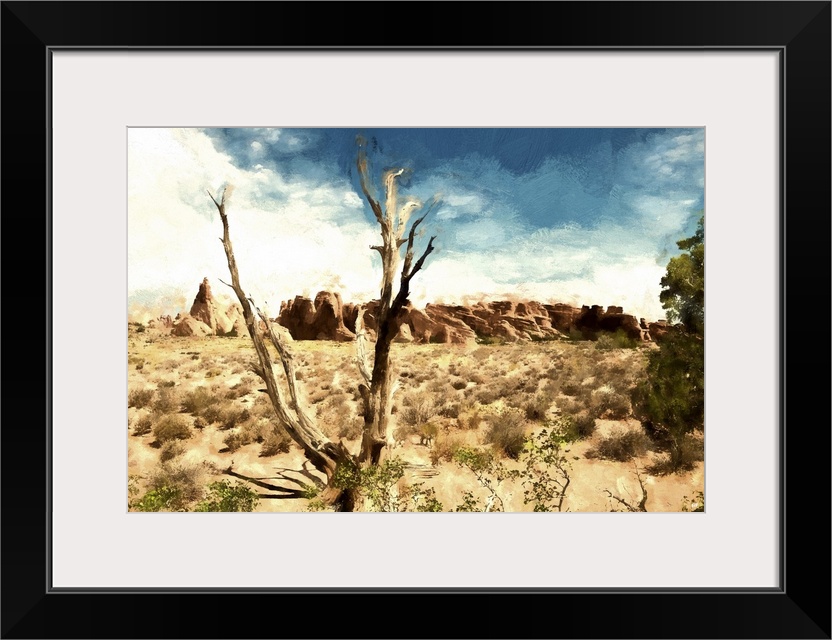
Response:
127,327,704,513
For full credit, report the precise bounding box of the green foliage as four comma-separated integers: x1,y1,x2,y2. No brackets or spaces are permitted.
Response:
332,458,409,512
194,480,259,512
454,491,483,512
453,447,517,512
358,458,407,512
133,485,185,512
519,428,571,512
595,329,639,350
681,490,705,512
632,331,704,469
475,336,507,346
548,414,589,442
145,461,203,508
632,216,705,472
407,482,444,512
660,214,704,335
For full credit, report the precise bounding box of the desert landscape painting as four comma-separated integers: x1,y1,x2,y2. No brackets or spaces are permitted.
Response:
127,127,704,512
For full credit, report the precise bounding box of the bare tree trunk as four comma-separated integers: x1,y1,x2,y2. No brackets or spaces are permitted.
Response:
354,145,437,468
208,140,439,511
209,187,355,509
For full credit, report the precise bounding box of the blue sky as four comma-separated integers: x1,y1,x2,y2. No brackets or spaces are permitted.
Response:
128,127,703,322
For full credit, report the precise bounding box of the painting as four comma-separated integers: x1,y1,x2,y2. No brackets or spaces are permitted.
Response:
127,127,704,513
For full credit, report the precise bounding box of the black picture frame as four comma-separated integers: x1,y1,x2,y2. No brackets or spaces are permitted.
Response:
2,2,829,638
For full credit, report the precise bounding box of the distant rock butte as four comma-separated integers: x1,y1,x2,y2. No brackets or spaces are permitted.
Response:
170,277,244,337
163,280,673,343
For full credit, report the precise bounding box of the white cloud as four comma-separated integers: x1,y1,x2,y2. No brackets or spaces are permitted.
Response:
128,129,380,316
129,128,699,323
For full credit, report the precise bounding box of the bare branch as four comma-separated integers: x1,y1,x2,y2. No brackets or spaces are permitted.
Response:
254,302,323,444
604,465,648,512
356,150,386,229
384,168,405,228
401,198,438,279
210,189,340,478
407,236,436,282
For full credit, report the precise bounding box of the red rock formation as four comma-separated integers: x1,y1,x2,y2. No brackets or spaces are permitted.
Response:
180,286,662,345
171,315,212,337
277,291,355,342
189,277,235,335
148,315,173,329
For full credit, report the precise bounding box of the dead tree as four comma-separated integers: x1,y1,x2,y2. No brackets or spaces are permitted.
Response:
353,138,438,466
208,186,357,509
207,141,438,510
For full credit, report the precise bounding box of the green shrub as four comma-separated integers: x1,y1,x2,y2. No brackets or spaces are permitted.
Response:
595,329,639,350
681,490,705,512
632,332,704,471
551,413,595,442
519,427,572,512
132,485,183,512
152,414,192,443
194,480,259,512
647,433,704,475
131,462,204,512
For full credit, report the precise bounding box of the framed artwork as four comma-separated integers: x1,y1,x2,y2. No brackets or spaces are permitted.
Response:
3,2,829,638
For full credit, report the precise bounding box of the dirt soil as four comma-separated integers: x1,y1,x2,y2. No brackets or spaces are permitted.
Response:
127,326,704,513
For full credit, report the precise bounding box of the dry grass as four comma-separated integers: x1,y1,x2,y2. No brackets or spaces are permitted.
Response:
128,333,701,512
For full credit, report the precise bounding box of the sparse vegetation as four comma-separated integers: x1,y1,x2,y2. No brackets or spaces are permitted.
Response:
128,322,702,511
152,414,192,443
128,388,155,409
483,408,526,459
194,480,259,512
586,428,649,462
